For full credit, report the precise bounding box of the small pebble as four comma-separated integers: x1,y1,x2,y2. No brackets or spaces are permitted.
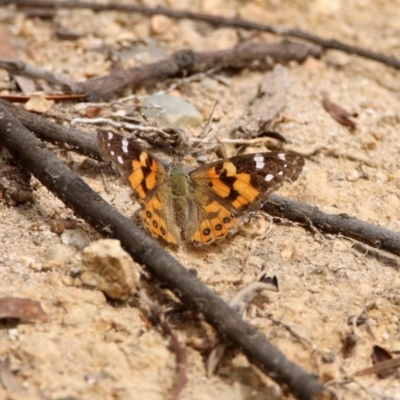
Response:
61,228,90,250
43,244,73,271
141,94,203,127
81,239,141,300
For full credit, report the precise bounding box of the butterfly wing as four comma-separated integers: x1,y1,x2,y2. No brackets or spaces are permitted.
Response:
97,130,180,244
186,151,304,244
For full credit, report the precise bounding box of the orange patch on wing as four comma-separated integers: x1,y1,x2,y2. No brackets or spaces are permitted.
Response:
204,201,220,213
211,180,231,197
222,161,237,177
232,195,250,209
206,167,231,197
141,197,178,245
209,216,228,238
233,175,259,201
191,220,214,244
235,172,251,184
218,207,237,231
191,204,238,244
145,171,158,191
129,153,160,198
129,159,146,198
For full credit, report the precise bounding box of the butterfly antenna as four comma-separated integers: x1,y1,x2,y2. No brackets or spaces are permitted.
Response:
194,100,218,148
138,112,174,154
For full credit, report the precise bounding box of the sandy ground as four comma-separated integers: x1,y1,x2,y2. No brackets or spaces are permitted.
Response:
1,1,400,399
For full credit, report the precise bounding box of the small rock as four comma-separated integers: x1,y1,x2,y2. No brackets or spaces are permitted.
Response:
141,94,203,127
81,239,141,300
308,285,321,294
150,15,174,35
61,228,90,250
20,256,42,271
280,246,294,260
24,95,54,113
43,244,73,271
346,169,360,182
319,362,340,383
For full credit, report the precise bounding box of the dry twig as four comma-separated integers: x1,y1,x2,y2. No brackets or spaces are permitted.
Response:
0,40,319,100
263,195,400,258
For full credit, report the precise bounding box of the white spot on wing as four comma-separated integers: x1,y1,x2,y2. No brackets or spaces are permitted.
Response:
122,138,129,153
256,162,264,169
110,151,115,156
107,132,113,140
254,154,265,169
278,171,283,176
278,153,286,161
117,156,124,164
265,174,274,182
284,164,288,168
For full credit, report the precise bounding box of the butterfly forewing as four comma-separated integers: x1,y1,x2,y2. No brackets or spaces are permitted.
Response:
189,152,304,215
98,130,167,200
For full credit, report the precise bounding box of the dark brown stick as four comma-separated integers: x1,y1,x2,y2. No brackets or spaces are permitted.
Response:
0,42,318,100
263,195,400,258
0,99,101,159
0,57,77,88
71,41,318,99
13,0,400,70
0,103,334,400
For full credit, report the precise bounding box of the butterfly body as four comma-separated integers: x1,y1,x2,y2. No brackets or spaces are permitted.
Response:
98,130,304,247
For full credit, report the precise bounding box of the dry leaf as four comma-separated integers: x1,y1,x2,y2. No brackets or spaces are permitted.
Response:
354,345,400,378
322,92,357,128
0,297,47,321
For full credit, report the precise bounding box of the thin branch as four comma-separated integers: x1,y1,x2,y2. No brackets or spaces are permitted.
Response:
0,102,334,400
263,195,400,258
0,99,101,159
1,40,317,100
0,57,78,88
13,0,400,70
73,41,318,100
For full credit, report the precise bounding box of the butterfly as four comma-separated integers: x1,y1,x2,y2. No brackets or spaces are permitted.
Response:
97,130,304,246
